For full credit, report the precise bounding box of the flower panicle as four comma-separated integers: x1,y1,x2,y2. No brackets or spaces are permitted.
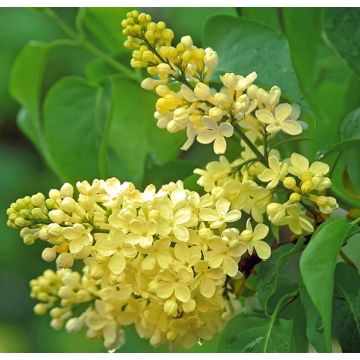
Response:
122,10,305,156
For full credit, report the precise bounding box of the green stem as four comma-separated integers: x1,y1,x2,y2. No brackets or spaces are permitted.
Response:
329,150,343,178
234,124,268,165
263,126,269,158
340,250,358,270
42,8,139,82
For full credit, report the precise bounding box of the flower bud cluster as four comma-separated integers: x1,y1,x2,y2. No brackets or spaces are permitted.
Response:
122,11,305,156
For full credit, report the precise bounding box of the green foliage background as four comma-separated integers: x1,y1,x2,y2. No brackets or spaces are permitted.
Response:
0,7,360,352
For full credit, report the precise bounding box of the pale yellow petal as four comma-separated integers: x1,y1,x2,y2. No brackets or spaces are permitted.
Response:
275,103,292,123
225,210,242,222
216,198,230,216
199,208,218,222
86,315,106,331
157,282,175,299
219,122,234,137
174,283,191,302
197,130,216,144
174,207,192,225
253,223,269,241
108,253,126,274
223,256,238,276
69,238,84,254
129,219,144,235
141,255,156,270
282,120,302,135
173,225,189,242
309,161,329,176
200,276,216,298
255,109,274,124
254,241,271,260
95,239,116,257
214,135,227,154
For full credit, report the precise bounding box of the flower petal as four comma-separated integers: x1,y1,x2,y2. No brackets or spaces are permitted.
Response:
282,120,302,135
255,109,274,124
157,282,174,299
174,207,192,225
173,225,189,242
213,135,227,154
253,223,269,241
197,130,216,144
219,122,234,137
108,253,126,275
275,103,292,123
223,256,239,276
225,210,242,222
254,241,271,260
174,283,191,302
95,239,116,257
200,276,216,298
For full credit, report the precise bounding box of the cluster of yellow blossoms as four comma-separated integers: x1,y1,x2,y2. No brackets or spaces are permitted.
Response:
122,10,303,155
8,178,258,350
6,9,340,352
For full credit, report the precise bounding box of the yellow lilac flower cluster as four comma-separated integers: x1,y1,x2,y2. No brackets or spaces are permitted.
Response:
122,11,304,155
7,178,263,350
194,151,338,238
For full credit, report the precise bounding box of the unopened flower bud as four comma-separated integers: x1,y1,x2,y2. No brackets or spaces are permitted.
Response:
283,177,297,190
48,210,65,224
56,253,74,269
194,82,211,101
60,183,74,198
42,247,57,262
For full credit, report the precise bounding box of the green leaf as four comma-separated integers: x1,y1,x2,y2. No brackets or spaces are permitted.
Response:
289,299,308,352
341,106,360,140
340,107,360,194
241,7,280,29
143,159,197,189
283,8,322,88
203,16,305,106
81,8,132,54
218,295,295,352
332,263,360,352
146,8,238,45
9,41,49,144
316,138,360,160
255,239,304,314
44,76,107,182
324,8,360,78
300,217,354,352
106,76,184,184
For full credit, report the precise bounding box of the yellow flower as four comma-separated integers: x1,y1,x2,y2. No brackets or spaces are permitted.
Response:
197,117,234,154
312,195,338,214
205,237,243,276
157,205,193,242
288,153,330,192
141,237,173,270
192,261,225,298
173,242,201,272
286,204,314,235
156,268,193,303
85,299,125,350
255,103,302,135
258,156,288,189
239,219,271,260
126,219,157,248
194,156,231,192
63,224,93,255
94,230,137,275
200,198,241,229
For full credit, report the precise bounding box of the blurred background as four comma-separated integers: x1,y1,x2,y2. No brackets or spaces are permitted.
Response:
0,7,359,352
